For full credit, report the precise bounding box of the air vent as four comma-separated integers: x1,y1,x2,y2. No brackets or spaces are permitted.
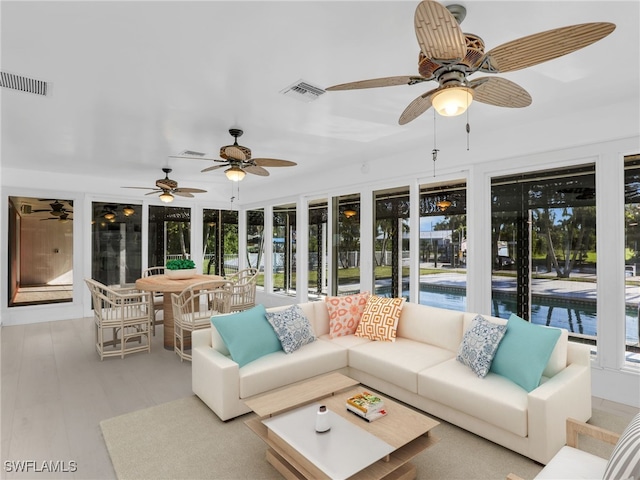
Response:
179,150,206,157
280,80,326,102
0,72,48,96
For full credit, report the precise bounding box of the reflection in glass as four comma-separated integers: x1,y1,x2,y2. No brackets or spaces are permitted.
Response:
8,196,74,306
623,155,640,354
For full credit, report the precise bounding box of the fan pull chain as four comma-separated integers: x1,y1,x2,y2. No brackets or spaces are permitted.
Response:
466,90,471,151
432,110,439,177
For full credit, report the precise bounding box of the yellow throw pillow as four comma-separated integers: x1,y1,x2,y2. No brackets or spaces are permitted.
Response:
355,296,405,342
325,291,370,338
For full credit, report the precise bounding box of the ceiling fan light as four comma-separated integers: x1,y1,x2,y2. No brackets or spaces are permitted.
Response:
432,87,473,117
159,192,174,203
343,209,357,218
104,211,116,220
436,199,452,211
123,206,135,216
225,166,246,182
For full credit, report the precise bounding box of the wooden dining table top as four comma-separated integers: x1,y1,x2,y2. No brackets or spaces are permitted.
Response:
135,274,224,293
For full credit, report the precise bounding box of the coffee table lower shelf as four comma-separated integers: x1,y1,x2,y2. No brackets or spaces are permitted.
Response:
246,416,439,480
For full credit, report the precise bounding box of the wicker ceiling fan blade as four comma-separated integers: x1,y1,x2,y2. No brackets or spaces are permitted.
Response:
398,86,441,125
172,191,195,198
414,0,466,61
174,187,207,194
201,164,228,173
252,158,297,167
244,165,270,176
326,76,426,91
122,186,157,191
469,77,532,108
169,154,220,161
481,22,615,73
144,190,163,196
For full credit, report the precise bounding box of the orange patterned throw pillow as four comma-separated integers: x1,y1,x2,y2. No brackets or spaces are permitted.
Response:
355,296,405,342
325,292,370,338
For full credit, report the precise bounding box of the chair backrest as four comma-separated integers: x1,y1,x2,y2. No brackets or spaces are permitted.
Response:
228,279,257,312
226,268,258,286
85,278,151,321
171,280,231,326
143,266,165,277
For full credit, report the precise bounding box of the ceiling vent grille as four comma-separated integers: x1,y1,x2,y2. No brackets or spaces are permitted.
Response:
280,80,326,102
1,72,48,96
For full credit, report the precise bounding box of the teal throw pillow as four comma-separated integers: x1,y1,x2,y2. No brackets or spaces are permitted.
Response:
211,304,282,367
489,314,561,392
266,305,316,354
457,315,507,378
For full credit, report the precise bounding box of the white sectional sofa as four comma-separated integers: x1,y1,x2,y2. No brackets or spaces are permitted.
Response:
191,300,592,465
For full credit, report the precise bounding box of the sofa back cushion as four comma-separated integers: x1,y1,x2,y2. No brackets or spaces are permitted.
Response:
397,303,464,353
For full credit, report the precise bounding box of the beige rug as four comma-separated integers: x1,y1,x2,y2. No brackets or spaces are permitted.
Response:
100,396,628,480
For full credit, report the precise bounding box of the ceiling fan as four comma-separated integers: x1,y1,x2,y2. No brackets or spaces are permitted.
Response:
122,168,206,203
172,128,297,181
41,212,72,223
33,200,73,217
326,0,615,124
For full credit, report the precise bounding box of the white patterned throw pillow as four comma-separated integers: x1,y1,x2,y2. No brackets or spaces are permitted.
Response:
265,305,316,354
457,315,507,378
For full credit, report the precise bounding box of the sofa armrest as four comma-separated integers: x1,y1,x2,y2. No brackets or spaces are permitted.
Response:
192,328,212,349
192,345,250,421
526,362,592,464
566,417,620,449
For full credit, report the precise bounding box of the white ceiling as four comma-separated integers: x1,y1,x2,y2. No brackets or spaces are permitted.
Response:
2,1,639,205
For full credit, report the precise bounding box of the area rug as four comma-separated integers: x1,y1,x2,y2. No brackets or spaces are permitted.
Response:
99,395,628,480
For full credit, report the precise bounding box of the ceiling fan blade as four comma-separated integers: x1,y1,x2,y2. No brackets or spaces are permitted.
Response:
252,158,297,167
172,191,195,198
469,77,532,108
326,76,426,91
414,0,466,62
201,164,228,173
244,165,270,176
144,190,162,196
174,187,207,194
398,86,441,125
122,186,157,191
480,22,615,73
169,154,220,161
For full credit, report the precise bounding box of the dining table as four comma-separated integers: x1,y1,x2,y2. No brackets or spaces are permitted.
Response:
135,273,223,350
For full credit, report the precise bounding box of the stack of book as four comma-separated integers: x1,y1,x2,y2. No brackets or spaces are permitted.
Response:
346,391,387,422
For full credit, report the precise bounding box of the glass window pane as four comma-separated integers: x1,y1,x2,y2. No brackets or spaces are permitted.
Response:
374,187,410,300
623,155,640,360
203,209,238,276
8,197,74,306
273,204,296,295
333,194,360,295
418,184,467,311
91,202,141,286
148,205,191,268
491,166,597,347
246,209,265,287
308,200,328,299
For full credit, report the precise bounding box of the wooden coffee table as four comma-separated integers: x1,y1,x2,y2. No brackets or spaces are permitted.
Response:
245,372,439,480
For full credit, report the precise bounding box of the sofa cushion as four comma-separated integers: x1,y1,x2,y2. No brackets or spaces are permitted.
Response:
457,314,507,377
355,296,405,341
211,304,282,367
325,291,370,338
238,340,348,398
535,446,608,480
603,412,640,480
349,338,455,393
266,304,316,354
418,358,529,437
399,303,464,353
490,314,562,392
319,333,371,349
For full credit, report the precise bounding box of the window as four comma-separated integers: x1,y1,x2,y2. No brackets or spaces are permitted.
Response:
308,200,328,299
623,155,640,358
148,205,191,268
332,194,360,295
273,204,296,295
246,209,265,286
374,187,410,299
203,209,238,276
491,165,597,346
91,202,141,287
419,183,467,311
8,197,74,306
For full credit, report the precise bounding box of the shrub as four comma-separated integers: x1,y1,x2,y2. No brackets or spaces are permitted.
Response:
166,258,196,270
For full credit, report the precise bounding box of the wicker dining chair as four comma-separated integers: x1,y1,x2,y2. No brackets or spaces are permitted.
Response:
84,278,152,360
225,268,258,312
142,266,165,335
171,280,231,362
